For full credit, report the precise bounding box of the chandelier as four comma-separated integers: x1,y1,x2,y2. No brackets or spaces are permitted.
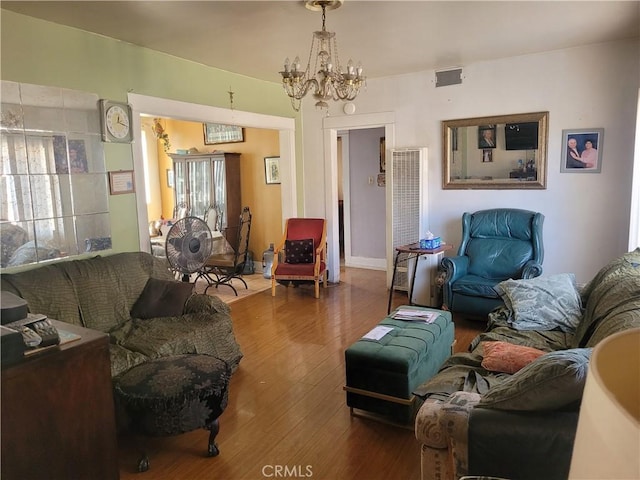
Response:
279,0,365,112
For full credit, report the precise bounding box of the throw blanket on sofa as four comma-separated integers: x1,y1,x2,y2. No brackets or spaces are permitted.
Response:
414,306,574,400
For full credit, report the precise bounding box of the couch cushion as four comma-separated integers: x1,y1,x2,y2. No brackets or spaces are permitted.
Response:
101,252,174,309
58,252,171,332
466,238,533,280
114,312,243,372
573,249,640,348
495,273,582,334
477,348,591,411
481,341,545,374
109,344,149,378
58,256,132,332
130,278,194,320
452,274,501,298
1,264,82,326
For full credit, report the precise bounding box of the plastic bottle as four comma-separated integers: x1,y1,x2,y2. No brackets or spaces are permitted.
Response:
262,243,274,279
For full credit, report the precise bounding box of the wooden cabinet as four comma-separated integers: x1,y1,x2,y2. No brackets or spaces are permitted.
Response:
168,152,241,231
1,321,119,480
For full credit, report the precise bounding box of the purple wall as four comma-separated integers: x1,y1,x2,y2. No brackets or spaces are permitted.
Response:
349,127,386,259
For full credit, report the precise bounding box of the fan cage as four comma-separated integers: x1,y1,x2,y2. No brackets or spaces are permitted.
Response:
165,216,214,276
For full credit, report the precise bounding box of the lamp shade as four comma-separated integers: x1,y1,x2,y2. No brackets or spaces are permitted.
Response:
569,327,640,479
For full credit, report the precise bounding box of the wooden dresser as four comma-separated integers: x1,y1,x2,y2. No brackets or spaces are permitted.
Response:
1,320,119,479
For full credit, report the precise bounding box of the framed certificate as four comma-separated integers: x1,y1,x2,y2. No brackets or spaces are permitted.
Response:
109,170,135,195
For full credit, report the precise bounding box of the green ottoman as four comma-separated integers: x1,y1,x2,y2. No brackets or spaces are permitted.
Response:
344,307,454,424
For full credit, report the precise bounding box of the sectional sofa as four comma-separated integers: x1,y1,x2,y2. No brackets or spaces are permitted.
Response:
414,249,640,480
0,251,243,377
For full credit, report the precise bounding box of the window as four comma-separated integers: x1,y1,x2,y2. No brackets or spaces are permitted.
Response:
0,81,111,269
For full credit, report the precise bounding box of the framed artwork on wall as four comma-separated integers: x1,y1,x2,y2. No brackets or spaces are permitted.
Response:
203,123,244,145
380,137,386,172
478,125,497,149
264,156,281,184
561,128,604,173
109,170,135,195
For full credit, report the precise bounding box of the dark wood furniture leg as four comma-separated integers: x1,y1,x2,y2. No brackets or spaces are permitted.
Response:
387,250,402,314
208,418,221,457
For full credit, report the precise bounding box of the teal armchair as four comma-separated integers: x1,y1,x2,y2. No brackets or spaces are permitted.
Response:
442,208,544,318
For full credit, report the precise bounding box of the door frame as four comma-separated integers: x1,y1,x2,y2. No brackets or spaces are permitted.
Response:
128,93,297,251
322,112,395,283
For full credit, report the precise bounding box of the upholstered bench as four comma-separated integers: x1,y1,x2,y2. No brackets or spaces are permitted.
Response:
113,354,231,472
344,307,454,424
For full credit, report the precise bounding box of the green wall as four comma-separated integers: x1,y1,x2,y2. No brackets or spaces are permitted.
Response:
1,9,301,254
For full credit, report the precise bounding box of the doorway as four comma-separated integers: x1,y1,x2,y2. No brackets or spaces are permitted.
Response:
128,93,297,252
323,112,395,284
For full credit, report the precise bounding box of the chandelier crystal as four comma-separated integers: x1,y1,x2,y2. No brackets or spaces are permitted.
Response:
279,0,365,112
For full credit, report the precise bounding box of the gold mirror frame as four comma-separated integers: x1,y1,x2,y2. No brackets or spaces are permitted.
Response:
442,111,548,190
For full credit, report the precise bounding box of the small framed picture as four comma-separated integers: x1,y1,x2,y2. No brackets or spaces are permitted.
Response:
109,170,135,195
561,128,604,173
482,149,493,163
379,137,386,172
264,156,281,185
478,125,497,149
560,128,604,173
203,123,244,145
166,169,174,188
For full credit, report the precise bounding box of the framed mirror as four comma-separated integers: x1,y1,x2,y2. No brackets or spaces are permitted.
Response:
442,111,548,189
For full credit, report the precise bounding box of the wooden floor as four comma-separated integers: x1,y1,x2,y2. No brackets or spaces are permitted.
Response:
118,267,483,480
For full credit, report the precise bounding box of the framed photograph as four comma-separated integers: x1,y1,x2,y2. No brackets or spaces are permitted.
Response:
52,136,88,173
377,173,386,187
482,149,493,163
203,123,244,145
379,137,386,172
478,125,497,149
561,128,604,173
166,169,174,188
264,156,281,185
109,170,135,195
68,139,88,173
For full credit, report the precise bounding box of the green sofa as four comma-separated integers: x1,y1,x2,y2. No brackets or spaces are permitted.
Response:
1,252,243,377
415,249,640,480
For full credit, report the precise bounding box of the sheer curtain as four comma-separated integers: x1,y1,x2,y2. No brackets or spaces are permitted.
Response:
1,81,110,269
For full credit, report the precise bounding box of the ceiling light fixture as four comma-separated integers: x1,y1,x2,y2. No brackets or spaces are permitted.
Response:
279,0,365,112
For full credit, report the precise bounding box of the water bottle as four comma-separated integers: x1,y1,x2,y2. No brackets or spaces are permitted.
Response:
262,243,274,279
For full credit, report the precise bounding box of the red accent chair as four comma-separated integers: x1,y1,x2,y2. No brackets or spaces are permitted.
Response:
271,218,327,298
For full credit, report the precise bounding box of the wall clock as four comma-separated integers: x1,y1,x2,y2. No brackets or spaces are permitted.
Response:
99,99,133,143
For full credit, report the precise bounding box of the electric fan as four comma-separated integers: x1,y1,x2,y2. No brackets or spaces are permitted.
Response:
165,216,213,282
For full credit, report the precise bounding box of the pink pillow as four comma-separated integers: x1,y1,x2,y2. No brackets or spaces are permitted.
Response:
481,341,546,374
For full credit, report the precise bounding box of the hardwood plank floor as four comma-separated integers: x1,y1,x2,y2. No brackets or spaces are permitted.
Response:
118,267,483,480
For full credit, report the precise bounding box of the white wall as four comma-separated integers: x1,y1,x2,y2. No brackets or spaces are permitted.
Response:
301,38,640,284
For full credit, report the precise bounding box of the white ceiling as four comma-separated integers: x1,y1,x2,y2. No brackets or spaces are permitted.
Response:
3,1,639,84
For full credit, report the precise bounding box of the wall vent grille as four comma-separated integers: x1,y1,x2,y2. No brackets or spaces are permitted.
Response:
390,148,425,291
435,68,463,87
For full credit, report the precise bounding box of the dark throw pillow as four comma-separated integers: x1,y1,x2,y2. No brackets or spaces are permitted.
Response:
285,238,314,264
130,277,194,319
